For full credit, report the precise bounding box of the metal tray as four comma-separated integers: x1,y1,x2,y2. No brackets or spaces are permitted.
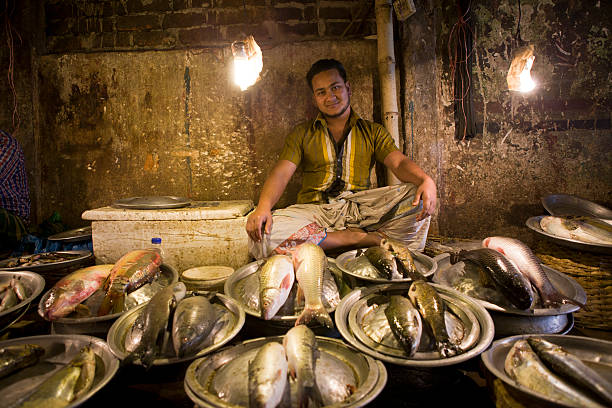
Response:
526,216,612,255
184,336,387,408
47,226,92,243
112,196,190,210
41,263,178,335
107,292,244,366
0,334,119,408
0,250,93,272
542,194,612,219
335,249,437,284
335,283,494,367
224,259,340,325
0,271,45,332
481,334,612,408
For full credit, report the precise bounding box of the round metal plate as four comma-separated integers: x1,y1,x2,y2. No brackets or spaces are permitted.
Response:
481,334,612,408
433,253,586,316
526,215,612,255
0,271,45,331
0,334,119,408
184,336,387,408
335,249,437,284
542,194,612,219
0,250,93,272
112,196,190,210
348,292,481,359
335,283,494,367
47,226,92,243
107,292,245,366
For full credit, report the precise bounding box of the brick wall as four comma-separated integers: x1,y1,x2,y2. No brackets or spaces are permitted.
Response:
44,0,377,53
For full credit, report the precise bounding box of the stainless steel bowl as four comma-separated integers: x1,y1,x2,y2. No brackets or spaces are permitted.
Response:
0,334,119,408
433,253,586,336
526,215,612,255
481,334,612,408
184,336,387,408
41,263,178,336
542,194,612,219
0,270,45,332
107,292,244,366
335,249,437,285
335,283,494,367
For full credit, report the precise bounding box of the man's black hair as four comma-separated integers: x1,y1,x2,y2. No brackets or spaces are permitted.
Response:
306,59,348,91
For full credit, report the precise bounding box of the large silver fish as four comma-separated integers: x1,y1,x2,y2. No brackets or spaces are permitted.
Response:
293,243,333,328
527,337,612,406
483,236,584,308
384,295,422,356
540,215,612,245
172,295,216,358
0,344,45,379
259,255,295,320
124,282,186,368
248,342,288,408
504,340,604,408
283,325,323,408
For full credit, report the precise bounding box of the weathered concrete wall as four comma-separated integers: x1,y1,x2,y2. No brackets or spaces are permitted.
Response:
37,41,377,227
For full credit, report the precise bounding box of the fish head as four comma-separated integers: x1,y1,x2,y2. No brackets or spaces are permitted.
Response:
261,287,283,319
41,288,73,320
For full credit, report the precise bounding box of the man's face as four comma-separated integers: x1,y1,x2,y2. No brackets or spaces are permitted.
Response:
311,69,351,119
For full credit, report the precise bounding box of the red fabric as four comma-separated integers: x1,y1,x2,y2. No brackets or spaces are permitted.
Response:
273,222,326,255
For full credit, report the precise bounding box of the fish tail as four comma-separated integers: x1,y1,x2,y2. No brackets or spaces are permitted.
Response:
97,290,125,316
544,292,588,311
299,382,324,408
295,305,334,329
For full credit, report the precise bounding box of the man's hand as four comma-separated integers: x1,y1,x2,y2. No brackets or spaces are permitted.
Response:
246,207,273,242
412,176,437,221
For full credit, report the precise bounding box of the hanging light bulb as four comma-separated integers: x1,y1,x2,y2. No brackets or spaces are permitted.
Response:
507,44,535,93
231,35,263,91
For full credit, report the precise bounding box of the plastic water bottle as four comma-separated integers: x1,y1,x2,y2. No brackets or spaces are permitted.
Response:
150,237,165,261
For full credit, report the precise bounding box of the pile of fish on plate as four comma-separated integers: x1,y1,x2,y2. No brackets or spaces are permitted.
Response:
0,277,29,312
344,237,421,280
2,252,83,269
444,236,585,311
505,337,612,407
120,281,236,368
539,215,612,245
38,249,163,320
0,344,96,408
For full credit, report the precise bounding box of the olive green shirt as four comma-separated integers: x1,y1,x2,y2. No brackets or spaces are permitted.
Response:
279,110,399,204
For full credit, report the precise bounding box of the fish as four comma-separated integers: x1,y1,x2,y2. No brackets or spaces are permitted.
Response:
450,248,534,310
345,255,383,279
124,282,186,368
364,246,401,280
384,295,422,356
258,255,295,320
483,236,585,309
17,346,96,408
380,238,419,279
408,280,459,357
293,243,334,329
0,287,18,312
504,340,604,408
172,295,217,358
248,341,288,408
39,265,113,321
10,277,28,301
98,249,163,316
0,344,45,379
540,215,612,245
527,337,612,406
283,325,323,408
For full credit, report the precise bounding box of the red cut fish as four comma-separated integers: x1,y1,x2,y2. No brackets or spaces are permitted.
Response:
97,249,162,316
39,265,113,320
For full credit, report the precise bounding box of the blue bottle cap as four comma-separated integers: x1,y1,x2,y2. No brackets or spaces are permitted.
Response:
151,237,162,244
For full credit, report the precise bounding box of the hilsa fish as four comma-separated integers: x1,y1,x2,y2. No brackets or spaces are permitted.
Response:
98,249,162,316
527,337,612,406
172,294,216,358
39,265,113,320
483,236,585,309
248,342,288,408
283,325,323,408
384,295,422,356
0,344,45,379
293,243,334,329
505,340,604,408
450,248,534,310
259,255,295,320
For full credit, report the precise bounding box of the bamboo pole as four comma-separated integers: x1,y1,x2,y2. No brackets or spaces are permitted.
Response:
375,0,401,185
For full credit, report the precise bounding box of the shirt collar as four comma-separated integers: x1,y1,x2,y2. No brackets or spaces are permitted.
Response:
313,109,363,130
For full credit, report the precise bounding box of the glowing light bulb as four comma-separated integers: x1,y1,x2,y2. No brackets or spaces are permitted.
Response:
231,36,263,91
507,45,536,93
517,55,535,92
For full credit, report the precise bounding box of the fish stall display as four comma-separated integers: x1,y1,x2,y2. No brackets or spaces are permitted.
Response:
0,251,89,270
107,282,245,367
482,334,612,408
184,325,387,408
0,334,119,408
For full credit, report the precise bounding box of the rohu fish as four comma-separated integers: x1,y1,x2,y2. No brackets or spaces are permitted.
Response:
172,294,217,358
384,295,422,356
293,243,333,329
258,255,295,320
283,325,323,408
248,341,288,408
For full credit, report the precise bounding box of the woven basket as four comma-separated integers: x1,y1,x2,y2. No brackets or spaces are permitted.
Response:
534,240,612,331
